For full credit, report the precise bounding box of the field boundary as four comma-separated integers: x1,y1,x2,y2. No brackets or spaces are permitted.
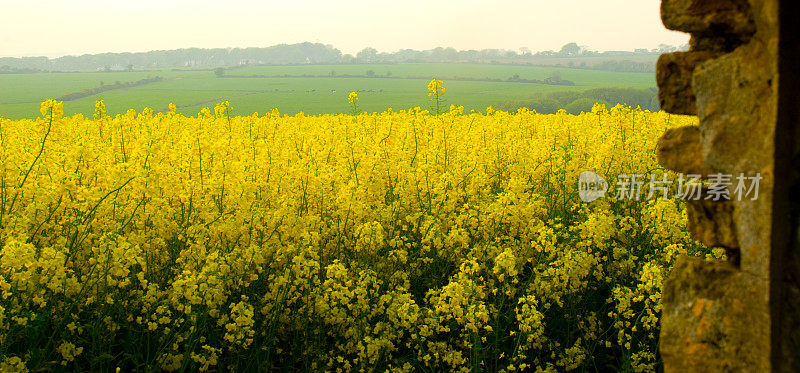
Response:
220,73,577,86
57,76,164,101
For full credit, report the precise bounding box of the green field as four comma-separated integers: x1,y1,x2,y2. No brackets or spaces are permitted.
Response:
0,63,656,118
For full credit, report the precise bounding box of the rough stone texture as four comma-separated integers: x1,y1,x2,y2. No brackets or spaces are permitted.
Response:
661,0,756,37
656,52,719,115
685,198,739,255
656,0,793,371
660,256,764,371
656,125,710,175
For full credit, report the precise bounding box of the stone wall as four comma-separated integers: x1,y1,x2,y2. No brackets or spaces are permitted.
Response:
655,0,800,370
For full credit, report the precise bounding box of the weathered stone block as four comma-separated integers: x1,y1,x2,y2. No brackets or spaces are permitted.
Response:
693,49,773,177
661,256,769,372
661,0,755,37
658,0,786,370
656,51,719,115
686,197,739,259
656,125,711,175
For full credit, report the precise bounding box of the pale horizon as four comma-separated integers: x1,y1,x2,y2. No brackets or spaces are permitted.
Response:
1,0,688,59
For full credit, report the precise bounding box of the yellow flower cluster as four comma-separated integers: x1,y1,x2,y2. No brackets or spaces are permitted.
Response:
56,342,84,366
348,91,359,104
0,97,720,371
38,98,64,118
93,99,107,120
427,79,445,97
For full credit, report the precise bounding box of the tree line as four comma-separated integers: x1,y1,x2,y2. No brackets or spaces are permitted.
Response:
496,87,660,114
0,42,686,73
58,76,163,101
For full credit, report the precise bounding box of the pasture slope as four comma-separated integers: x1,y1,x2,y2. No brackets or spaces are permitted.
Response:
0,63,655,119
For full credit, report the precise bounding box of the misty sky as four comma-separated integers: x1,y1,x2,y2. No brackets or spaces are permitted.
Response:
0,0,688,58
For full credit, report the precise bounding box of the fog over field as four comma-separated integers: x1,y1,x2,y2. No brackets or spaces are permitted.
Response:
1,0,686,58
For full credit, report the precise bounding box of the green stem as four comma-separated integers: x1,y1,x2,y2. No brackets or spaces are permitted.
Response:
3,109,54,228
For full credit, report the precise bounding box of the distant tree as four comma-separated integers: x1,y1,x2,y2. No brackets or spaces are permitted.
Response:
497,87,657,114
377,52,392,62
0,42,663,72
329,70,336,76
565,98,599,115
458,49,480,61
214,67,225,77
546,71,562,83
559,43,581,56
342,54,356,64
529,98,561,114
386,71,392,77
126,64,133,72
357,48,378,63
366,70,375,77
657,44,678,53
430,47,458,62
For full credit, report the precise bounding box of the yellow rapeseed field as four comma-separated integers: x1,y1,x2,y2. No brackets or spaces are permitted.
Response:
0,85,723,372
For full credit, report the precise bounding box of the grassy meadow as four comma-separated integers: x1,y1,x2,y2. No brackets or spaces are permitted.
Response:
0,63,656,119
